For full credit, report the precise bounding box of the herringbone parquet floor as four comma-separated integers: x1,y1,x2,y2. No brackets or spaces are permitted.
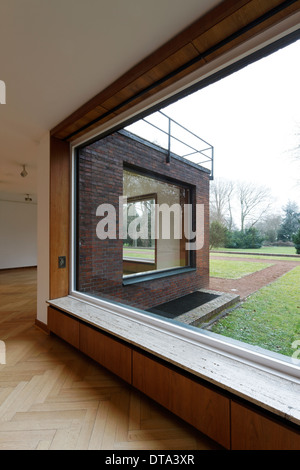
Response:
0,268,221,450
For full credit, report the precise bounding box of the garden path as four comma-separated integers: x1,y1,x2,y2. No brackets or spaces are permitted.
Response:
209,256,300,300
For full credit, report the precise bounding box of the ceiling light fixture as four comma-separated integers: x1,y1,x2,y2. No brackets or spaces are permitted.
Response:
20,164,28,178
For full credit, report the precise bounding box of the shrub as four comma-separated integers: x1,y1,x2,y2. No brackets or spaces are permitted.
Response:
225,227,264,249
292,228,300,254
209,221,228,249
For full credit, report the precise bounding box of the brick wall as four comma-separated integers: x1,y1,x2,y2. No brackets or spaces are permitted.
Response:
76,130,210,310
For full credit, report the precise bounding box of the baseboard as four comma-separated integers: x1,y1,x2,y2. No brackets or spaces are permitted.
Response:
0,266,37,271
35,318,50,334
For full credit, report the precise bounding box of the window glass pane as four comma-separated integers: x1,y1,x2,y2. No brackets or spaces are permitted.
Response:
75,126,208,310
74,38,300,370
160,39,300,365
123,168,189,277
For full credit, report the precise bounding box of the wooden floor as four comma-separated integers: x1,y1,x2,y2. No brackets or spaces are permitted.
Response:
0,268,221,450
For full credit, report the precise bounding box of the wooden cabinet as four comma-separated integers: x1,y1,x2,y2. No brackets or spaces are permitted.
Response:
132,350,231,449
48,306,300,450
79,323,132,384
48,306,132,384
48,306,79,348
231,401,300,450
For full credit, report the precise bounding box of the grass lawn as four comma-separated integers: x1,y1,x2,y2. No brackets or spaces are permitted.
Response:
210,259,273,279
210,265,300,357
123,247,155,260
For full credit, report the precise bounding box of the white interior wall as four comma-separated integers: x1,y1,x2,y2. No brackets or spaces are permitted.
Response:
0,199,37,269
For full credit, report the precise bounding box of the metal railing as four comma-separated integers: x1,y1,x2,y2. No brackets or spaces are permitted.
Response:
126,110,214,179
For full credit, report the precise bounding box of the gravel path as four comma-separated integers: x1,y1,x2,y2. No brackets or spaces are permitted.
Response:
209,256,300,300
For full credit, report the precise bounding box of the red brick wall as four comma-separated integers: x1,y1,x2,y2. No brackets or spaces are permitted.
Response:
76,130,210,310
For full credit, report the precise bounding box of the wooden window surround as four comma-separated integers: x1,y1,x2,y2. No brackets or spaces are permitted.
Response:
47,0,300,450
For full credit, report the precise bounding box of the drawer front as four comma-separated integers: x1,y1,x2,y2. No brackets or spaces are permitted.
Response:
79,323,132,384
132,350,230,449
48,306,79,348
231,401,300,450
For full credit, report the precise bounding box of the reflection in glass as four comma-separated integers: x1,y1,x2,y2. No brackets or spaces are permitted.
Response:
123,168,189,277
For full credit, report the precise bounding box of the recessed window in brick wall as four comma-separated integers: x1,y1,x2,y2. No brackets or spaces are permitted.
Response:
75,129,210,311
123,168,189,278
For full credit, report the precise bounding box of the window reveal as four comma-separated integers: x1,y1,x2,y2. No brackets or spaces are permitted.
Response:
122,168,190,277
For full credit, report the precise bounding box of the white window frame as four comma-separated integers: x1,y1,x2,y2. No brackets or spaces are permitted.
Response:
69,17,300,383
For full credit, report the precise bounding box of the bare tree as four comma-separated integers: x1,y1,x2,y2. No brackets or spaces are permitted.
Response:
236,181,272,231
255,213,282,243
210,178,234,228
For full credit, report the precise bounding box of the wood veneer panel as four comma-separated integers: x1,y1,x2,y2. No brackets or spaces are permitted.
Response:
132,350,230,449
100,43,201,112
192,0,300,62
79,323,132,384
231,400,300,450
49,136,70,299
48,307,79,348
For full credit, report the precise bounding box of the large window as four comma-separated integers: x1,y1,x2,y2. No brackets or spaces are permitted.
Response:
73,34,300,378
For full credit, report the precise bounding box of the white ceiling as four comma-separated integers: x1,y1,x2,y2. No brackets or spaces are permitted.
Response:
0,0,223,203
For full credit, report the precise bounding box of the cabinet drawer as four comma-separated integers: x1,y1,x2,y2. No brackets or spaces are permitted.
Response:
132,350,230,449
79,323,132,384
48,306,79,348
231,401,300,450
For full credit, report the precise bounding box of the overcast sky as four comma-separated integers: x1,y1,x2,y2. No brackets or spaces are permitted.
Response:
162,39,300,215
